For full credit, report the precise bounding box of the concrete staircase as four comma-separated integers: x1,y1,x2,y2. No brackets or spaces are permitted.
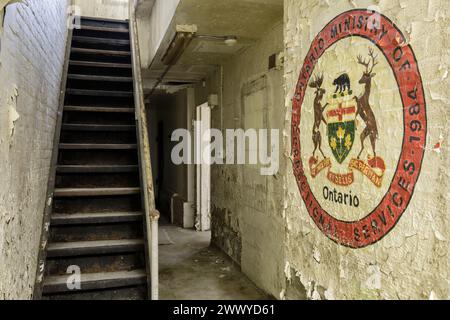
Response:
41,17,148,300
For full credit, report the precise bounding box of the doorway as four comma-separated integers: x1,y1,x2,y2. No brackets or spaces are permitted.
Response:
147,90,211,231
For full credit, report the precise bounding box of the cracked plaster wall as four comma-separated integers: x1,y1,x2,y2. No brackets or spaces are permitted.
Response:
202,21,286,298
283,0,449,300
0,0,69,299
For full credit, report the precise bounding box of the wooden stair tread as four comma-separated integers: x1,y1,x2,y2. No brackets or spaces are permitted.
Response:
56,165,138,173
78,25,129,33
72,36,130,45
68,74,133,82
62,124,135,131
71,47,131,57
54,187,140,197
64,106,135,113
51,212,142,225
80,16,130,24
47,239,144,257
59,143,137,150
43,269,146,294
69,60,131,68
66,88,133,97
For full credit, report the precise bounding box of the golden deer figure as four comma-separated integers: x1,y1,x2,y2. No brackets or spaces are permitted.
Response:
309,74,328,159
355,48,379,159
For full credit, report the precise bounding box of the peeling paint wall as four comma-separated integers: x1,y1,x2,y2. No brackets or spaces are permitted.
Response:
203,21,286,298
283,0,449,299
0,0,69,299
72,0,129,20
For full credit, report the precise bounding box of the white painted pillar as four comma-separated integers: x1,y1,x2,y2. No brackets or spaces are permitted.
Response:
183,88,196,228
195,103,211,231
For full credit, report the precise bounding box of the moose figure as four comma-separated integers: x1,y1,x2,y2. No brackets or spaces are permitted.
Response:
354,48,379,159
309,74,328,159
333,73,351,94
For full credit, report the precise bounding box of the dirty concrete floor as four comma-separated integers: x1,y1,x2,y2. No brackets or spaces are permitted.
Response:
159,224,270,300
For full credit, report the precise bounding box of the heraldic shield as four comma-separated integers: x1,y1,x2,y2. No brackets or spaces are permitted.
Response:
326,93,357,164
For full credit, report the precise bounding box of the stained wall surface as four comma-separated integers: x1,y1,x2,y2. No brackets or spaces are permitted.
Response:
72,0,129,20
205,21,287,298
283,0,449,300
0,0,69,299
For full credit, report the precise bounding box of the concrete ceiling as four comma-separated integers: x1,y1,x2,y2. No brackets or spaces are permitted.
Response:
174,0,283,40
142,0,283,92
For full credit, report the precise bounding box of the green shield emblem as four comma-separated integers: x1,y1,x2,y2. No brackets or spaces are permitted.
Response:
325,94,357,164
327,121,355,164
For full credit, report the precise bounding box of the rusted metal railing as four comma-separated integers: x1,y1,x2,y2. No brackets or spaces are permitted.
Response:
128,0,159,300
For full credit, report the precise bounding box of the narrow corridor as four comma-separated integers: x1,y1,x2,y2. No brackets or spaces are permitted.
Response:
159,225,269,300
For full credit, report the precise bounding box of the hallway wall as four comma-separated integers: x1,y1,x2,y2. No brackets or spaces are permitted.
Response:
72,0,129,20
0,0,70,299
283,0,449,300
201,21,286,298
193,0,448,300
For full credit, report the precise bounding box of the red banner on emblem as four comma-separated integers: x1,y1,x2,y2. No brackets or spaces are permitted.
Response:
326,170,354,186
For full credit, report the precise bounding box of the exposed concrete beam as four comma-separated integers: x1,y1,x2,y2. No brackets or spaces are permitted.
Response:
135,0,155,19
136,0,181,68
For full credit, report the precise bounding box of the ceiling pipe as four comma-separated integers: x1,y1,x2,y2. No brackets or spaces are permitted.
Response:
161,31,196,65
146,26,238,98
147,27,197,98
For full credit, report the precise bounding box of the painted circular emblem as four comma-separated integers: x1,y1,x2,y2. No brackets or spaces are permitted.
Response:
291,9,427,248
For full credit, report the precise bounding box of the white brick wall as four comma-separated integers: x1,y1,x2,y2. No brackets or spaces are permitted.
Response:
0,0,69,299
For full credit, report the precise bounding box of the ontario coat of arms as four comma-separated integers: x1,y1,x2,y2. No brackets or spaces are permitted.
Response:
291,9,427,248
308,48,386,188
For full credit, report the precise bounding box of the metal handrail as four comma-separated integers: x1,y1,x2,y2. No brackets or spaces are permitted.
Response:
128,0,159,300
